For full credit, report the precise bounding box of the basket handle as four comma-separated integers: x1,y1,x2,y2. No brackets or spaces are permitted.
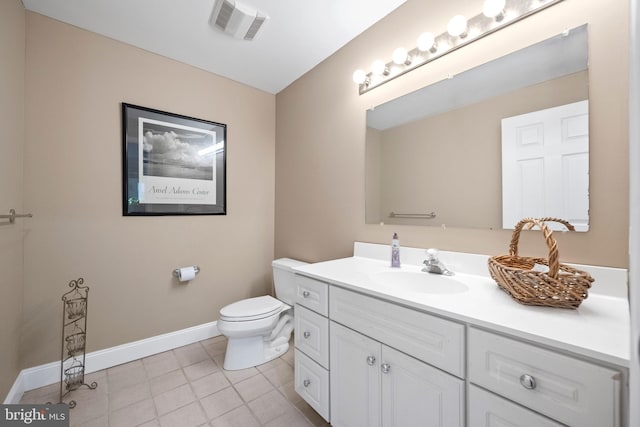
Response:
508,217,575,278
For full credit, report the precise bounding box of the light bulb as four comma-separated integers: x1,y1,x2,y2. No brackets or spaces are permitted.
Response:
392,47,411,65
417,32,437,53
352,69,368,85
371,59,388,76
483,0,506,20
447,15,468,38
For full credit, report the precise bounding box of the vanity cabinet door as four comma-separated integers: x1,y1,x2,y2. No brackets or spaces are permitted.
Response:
330,322,381,427
330,321,464,427
381,345,464,427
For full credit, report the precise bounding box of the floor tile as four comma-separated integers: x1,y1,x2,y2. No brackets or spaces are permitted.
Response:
18,335,320,427
158,401,207,427
262,362,294,388
211,353,225,368
71,414,108,427
143,350,181,379
264,408,314,427
199,387,243,420
107,360,143,377
84,370,107,387
278,381,303,405
256,357,287,373
280,347,295,367
190,371,230,399
68,381,107,403
234,373,274,403
221,367,258,385
247,389,293,424
20,386,59,405
294,400,331,427
66,387,108,426
109,381,150,412
149,369,188,397
173,342,210,367
210,405,259,427
108,398,156,427
153,383,195,416
137,419,161,427
183,358,218,382
201,336,228,358
107,363,148,391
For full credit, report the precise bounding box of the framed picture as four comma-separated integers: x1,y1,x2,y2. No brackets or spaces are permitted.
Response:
122,103,226,216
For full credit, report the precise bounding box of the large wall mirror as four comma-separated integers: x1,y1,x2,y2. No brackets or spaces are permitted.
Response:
365,24,589,231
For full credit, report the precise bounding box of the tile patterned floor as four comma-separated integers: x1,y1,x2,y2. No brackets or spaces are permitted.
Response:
20,336,331,427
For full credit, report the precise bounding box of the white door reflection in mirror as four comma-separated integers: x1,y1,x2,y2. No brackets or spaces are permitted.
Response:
501,100,589,231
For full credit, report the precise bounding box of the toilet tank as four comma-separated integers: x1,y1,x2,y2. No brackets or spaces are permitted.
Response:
272,258,308,305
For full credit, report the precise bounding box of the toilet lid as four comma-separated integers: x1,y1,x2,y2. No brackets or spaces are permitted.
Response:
220,295,283,322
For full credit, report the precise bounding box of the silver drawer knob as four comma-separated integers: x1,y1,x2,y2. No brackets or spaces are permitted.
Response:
366,355,376,366
303,379,311,387
303,331,311,339
520,374,536,390
381,363,391,374
302,291,310,298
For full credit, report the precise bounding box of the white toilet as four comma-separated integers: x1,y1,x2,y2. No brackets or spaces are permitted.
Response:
217,258,307,370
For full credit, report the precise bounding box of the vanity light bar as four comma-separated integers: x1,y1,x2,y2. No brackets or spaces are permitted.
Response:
353,0,565,95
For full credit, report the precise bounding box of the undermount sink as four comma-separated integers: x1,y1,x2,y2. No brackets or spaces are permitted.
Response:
371,270,469,294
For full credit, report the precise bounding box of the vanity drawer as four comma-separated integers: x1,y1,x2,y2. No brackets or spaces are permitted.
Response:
469,385,563,427
329,286,465,377
294,304,329,368
295,275,329,316
295,349,330,422
468,328,622,427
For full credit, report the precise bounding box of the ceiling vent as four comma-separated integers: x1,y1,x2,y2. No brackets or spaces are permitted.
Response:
210,0,269,41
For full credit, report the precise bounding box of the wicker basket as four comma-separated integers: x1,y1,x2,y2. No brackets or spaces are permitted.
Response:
65,332,86,357
66,298,86,320
488,217,593,309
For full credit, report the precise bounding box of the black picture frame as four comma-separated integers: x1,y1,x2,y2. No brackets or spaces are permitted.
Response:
122,103,227,216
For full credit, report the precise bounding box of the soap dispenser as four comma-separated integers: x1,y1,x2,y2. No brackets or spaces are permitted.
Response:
391,233,401,268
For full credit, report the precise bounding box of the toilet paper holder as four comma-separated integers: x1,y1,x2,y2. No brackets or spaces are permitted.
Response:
173,266,200,278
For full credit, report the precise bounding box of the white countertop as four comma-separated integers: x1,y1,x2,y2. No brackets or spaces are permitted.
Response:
293,245,630,368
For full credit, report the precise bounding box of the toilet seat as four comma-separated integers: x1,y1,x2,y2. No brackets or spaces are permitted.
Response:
220,295,284,322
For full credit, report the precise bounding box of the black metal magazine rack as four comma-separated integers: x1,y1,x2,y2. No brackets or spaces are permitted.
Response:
58,278,97,408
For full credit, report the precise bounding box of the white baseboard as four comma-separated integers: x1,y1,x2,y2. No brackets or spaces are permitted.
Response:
4,320,220,404
4,372,24,406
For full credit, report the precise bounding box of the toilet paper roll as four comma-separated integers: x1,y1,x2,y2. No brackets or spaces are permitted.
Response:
177,266,196,282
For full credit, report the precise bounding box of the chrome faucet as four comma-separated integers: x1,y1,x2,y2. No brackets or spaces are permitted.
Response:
422,248,454,276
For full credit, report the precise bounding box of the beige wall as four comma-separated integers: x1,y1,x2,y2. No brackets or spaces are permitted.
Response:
374,71,588,229
21,13,276,368
0,0,26,397
276,0,629,268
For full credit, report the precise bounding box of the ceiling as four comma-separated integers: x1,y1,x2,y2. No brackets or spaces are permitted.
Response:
22,0,407,94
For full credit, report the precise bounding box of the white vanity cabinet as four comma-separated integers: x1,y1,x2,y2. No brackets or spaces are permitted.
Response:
329,286,465,427
292,268,627,427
